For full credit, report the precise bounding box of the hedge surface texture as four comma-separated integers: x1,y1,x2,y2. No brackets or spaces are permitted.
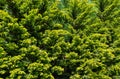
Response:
1,0,120,79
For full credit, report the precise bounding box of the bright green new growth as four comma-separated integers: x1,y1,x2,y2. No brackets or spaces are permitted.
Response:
0,0,120,79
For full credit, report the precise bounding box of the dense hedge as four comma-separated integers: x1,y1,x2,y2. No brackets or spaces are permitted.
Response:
1,0,120,79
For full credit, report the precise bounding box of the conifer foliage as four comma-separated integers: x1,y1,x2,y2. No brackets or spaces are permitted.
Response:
0,0,120,79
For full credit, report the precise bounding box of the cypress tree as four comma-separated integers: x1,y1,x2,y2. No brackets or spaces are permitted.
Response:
1,0,120,79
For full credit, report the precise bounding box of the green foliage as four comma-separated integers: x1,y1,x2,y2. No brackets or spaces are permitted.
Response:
1,0,120,79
